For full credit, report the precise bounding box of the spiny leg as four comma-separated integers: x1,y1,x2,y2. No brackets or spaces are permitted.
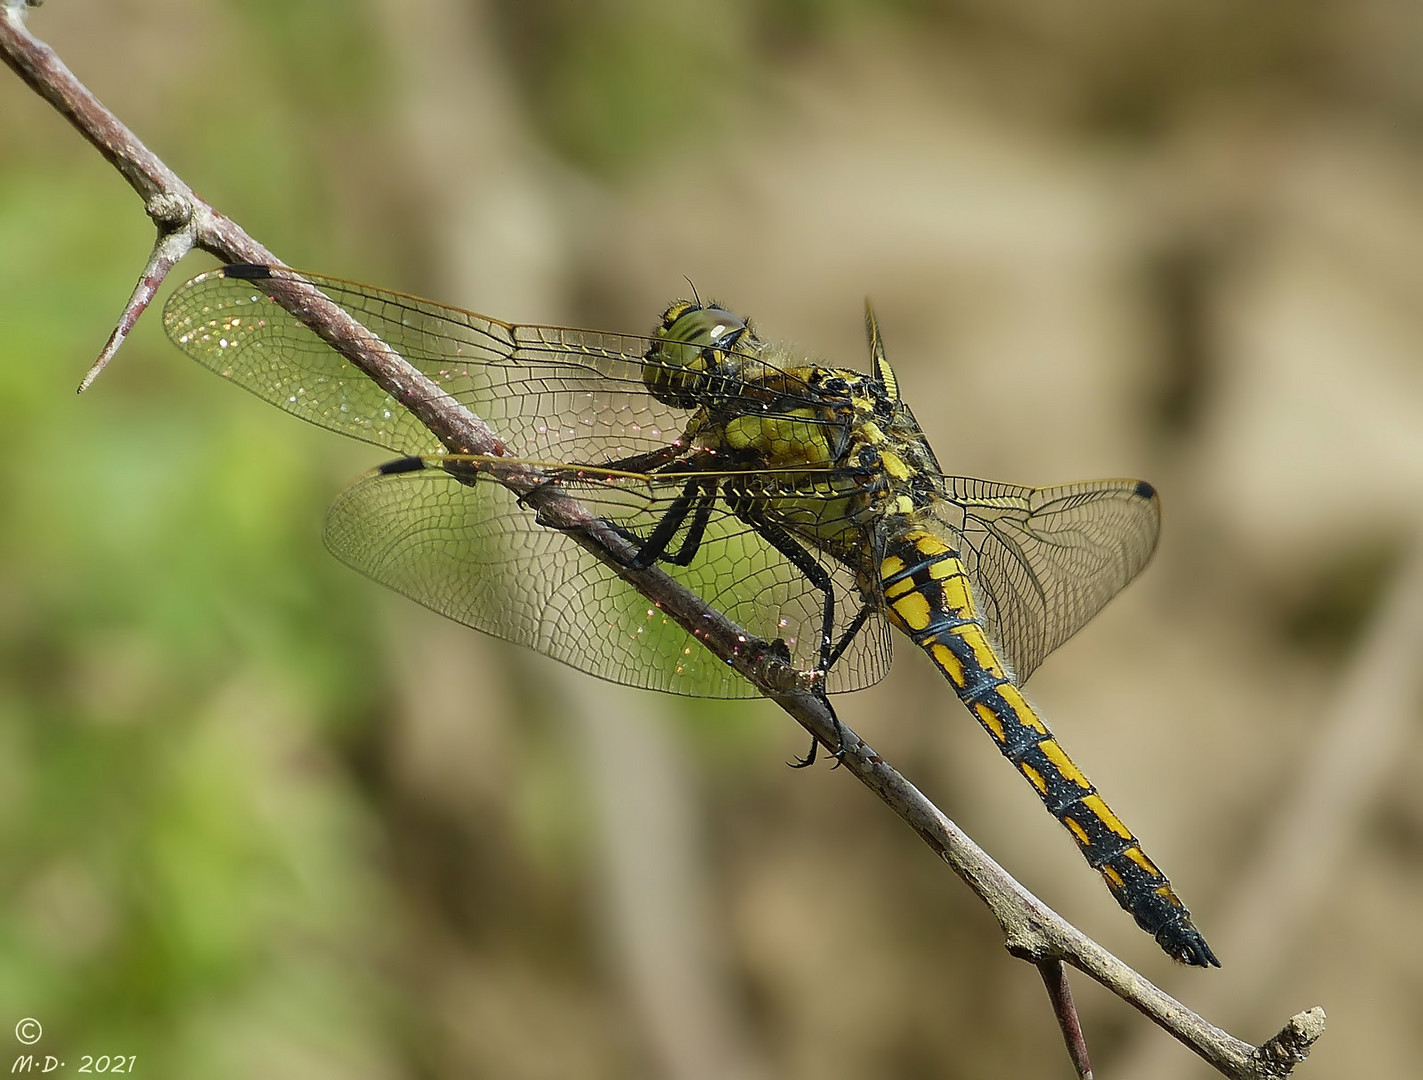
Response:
599,443,693,474
826,601,874,670
631,483,717,569
585,447,721,569
600,478,718,569
793,601,876,767
788,695,852,770
740,516,852,765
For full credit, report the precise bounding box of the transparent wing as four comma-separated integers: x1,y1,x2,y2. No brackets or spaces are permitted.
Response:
161,265,814,462
323,458,893,698
932,478,1161,681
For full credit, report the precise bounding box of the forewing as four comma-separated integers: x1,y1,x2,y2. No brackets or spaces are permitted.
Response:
162,266,692,460
324,460,893,698
933,478,1160,680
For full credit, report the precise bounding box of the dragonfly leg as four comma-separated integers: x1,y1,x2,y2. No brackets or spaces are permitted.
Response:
599,443,691,474
788,693,856,769
746,519,839,676
826,602,873,670
639,485,717,568
740,518,853,762
606,480,718,569
800,603,875,766
791,731,820,769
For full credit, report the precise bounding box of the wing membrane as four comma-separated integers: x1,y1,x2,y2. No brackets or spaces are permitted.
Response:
162,266,818,463
324,458,893,698
933,478,1160,680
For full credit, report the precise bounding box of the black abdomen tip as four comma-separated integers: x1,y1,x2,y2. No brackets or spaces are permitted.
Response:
1134,479,1158,501
222,263,274,280
1163,927,1220,968
378,456,427,476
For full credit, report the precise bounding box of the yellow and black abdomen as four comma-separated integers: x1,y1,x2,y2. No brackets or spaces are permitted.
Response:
881,524,1218,967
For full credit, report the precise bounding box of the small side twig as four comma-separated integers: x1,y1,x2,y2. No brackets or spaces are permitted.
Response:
1039,959,1093,1079
0,7,1326,1077
77,194,195,391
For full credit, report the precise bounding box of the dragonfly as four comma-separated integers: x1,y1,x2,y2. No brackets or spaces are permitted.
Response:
162,263,1218,967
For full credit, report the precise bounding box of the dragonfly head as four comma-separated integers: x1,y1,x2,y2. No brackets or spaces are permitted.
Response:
644,300,753,407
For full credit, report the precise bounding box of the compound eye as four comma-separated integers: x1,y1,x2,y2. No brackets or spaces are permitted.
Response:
661,305,746,351
646,303,748,406
707,316,740,342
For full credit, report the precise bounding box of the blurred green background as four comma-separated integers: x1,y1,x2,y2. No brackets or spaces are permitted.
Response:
4,2,1423,1077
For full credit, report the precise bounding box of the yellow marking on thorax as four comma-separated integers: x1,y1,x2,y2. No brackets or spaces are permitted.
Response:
879,450,912,481
721,409,827,464
860,421,887,444
911,531,950,558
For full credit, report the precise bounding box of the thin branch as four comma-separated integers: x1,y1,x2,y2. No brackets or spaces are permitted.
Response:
1,8,1325,1077
1039,959,1093,1079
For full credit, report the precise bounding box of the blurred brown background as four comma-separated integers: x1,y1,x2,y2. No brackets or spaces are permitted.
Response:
3,1,1422,1077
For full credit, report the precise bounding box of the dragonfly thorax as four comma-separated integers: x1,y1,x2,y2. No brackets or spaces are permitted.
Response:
696,355,947,572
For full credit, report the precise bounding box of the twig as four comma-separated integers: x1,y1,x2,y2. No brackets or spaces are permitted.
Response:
0,6,1325,1076
1039,960,1093,1079
77,194,195,391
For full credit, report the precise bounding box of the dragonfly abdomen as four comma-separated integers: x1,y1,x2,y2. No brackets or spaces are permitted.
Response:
880,526,1219,968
